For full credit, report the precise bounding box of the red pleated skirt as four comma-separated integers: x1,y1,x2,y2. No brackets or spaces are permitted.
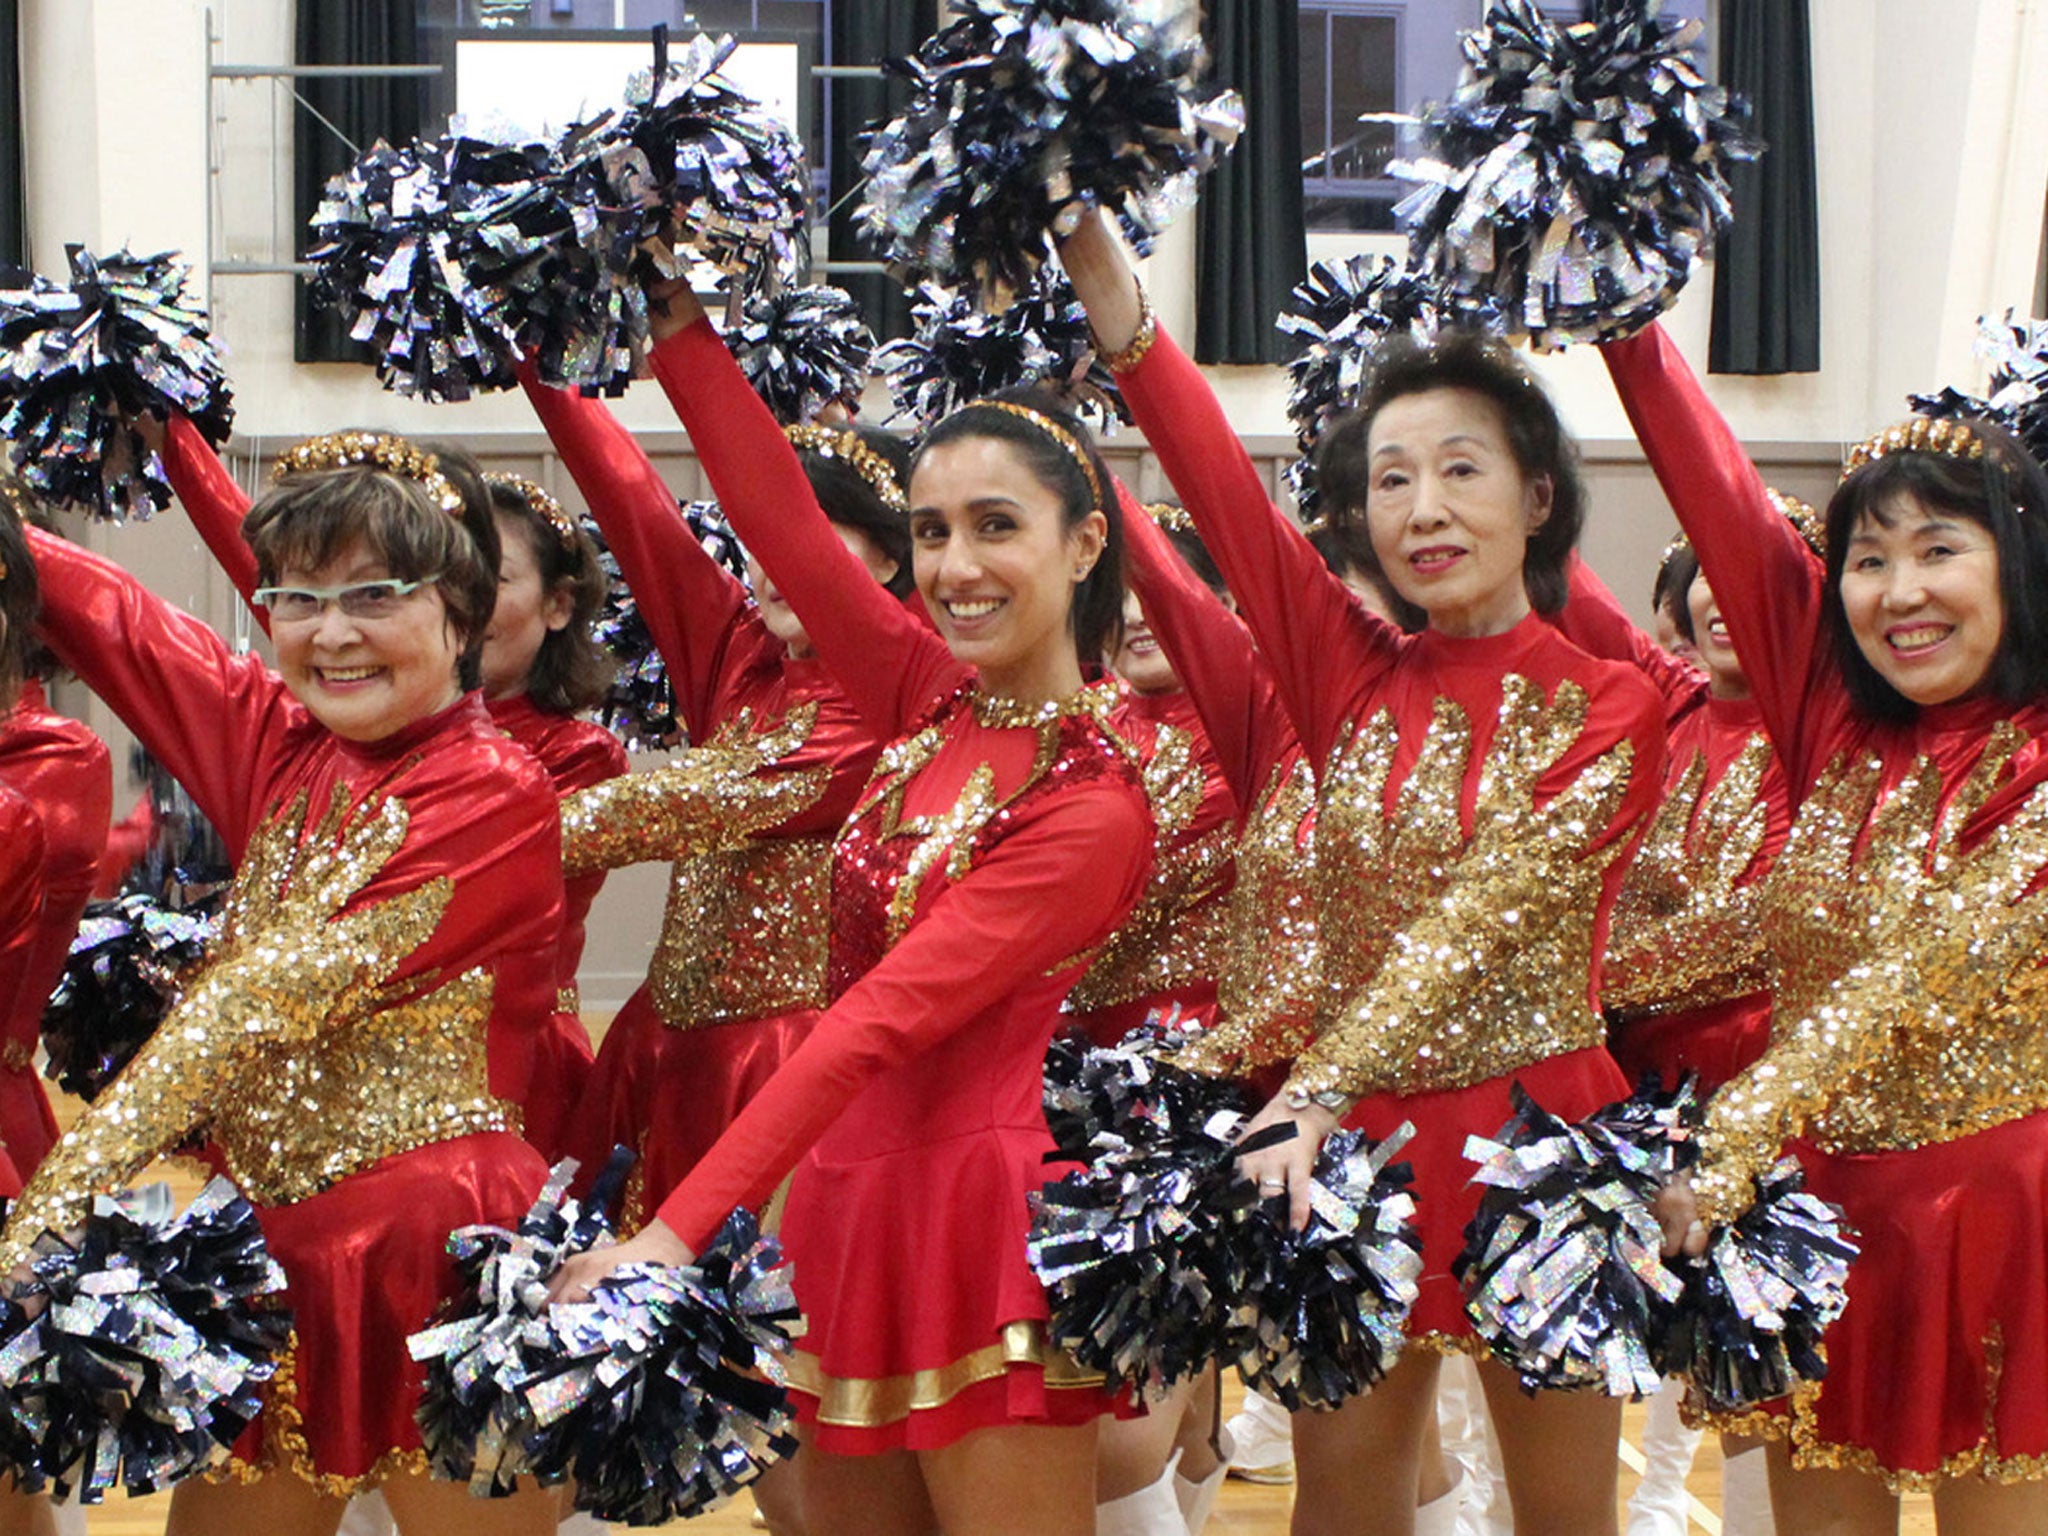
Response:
219,1132,548,1493
1346,1045,1631,1345
567,987,820,1232
1707,1112,2048,1491
521,1007,595,1163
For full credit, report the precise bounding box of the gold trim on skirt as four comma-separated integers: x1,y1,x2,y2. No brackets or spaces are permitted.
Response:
789,1320,1105,1429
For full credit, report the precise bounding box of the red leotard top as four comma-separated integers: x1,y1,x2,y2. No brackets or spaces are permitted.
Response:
0,782,46,1198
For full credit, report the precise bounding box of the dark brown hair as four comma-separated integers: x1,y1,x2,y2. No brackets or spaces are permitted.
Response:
0,499,36,713
801,426,914,598
914,386,1126,665
487,478,615,714
1314,330,1586,616
1654,542,1701,644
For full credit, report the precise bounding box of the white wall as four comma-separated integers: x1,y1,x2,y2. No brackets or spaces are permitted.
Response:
18,0,2048,1003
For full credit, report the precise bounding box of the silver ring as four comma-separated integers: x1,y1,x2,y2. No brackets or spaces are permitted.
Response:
1258,1178,1285,1190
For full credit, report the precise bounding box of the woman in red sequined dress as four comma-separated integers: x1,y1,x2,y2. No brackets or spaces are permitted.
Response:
0,436,561,1535
513,351,909,1237
154,422,626,1160
553,281,1153,1536
1063,211,1665,1536
1613,322,2048,1535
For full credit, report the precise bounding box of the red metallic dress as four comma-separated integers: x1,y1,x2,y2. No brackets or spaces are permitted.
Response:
0,528,558,1493
160,414,624,1159
1117,326,1665,1347
517,366,893,1228
1606,323,2048,1488
0,782,46,1199
0,677,112,1170
648,319,1153,1452
1555,564,1792,1097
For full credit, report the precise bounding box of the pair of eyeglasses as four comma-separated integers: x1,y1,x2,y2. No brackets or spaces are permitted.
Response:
251,576,440,623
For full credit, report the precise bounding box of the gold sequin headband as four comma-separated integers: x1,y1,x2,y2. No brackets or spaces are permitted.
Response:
1843,417,1986,477
271,432,466,517
969,400,1107,511
1661,486,1824,570
783,424,909,516
1146,502,1194,533
486,472,579,549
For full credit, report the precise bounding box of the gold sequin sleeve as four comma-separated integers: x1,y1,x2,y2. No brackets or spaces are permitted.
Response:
0,793,447,1272
558,709,831,879
1694,743,2048,1224
1285,679,1638,1101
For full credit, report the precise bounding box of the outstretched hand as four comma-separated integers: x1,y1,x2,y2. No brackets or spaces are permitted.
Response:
545,1217,695,1307
1235,1094,1343,1233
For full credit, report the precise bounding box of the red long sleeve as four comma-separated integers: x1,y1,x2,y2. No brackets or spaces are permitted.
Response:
28,527,295,856
657,779,1151,1250
1115,326,1402,768
1555,556,1708,727
648,320,961,738
1598,326,1843,793
1117,484,1296,809
164,411,263,628
515,361,753,743
0,786,46,1175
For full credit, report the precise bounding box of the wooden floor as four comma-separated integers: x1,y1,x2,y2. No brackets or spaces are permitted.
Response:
42,1042,1938,1536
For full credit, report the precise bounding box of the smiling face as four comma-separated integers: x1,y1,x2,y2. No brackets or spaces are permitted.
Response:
272,541,463,741
1685,569,1748,699
480,512,573,700
1361,387,1551,638
750,522,899,659
1112,588,1180,694
1837,494,2004,706
908,435,1106,704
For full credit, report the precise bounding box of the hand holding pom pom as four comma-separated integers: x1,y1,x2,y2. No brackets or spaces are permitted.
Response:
1393,0,1756,347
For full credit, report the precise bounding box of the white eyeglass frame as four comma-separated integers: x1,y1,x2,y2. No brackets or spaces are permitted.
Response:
251,575,441,622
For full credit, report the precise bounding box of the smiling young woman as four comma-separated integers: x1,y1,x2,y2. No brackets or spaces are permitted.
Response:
1061,208,1666,1536
0,437,563,1536
1605,324,2048,1536
545,288,1153,1536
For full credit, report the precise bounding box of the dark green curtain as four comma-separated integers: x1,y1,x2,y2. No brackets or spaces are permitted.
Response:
1710,0,1819,374
1195,0,1307,365
0,0,23,269
293,1,426,362
828,1,936,344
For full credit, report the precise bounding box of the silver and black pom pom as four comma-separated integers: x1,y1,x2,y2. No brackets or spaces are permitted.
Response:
1031,1023,1253,1397
1659,1158,1856,1415
1230,1125,1422,1412
875,269,1126,432
1457,1082,1690,1397
1910,311,2048,467
40,894,220,1105
856,0,1243,307
731,283,877,426
1393,0,1756,347
1278,255,1463,514
0,1178,291,1500
0,247,234,520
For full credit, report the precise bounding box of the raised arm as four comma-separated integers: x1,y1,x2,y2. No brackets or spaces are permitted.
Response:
1117,484,1295,808
645,299,957,736
1598,325,1840,792
162,411,264,625
654,784,1152,1250
1060,213,1400,767
515,361,752,741
1553,556,1705,723
26,528,291,854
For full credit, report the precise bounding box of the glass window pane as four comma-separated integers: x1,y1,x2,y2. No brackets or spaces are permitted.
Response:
1298,10,1329,171
1326,13,1397,181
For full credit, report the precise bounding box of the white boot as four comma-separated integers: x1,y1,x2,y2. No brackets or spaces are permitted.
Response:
1624,1379,1705,1536
1414,1466,1464,1536
49,1497,86,1536
1720,1445,1777,1536
1098,1464,1184,1536
1222,1389,1294,1485
557,1514,612,1534
337,1492,397,1536
1174,1441,1231,1534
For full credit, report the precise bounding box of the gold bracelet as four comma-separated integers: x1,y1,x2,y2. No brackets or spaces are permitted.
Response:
1093,282,1158,375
